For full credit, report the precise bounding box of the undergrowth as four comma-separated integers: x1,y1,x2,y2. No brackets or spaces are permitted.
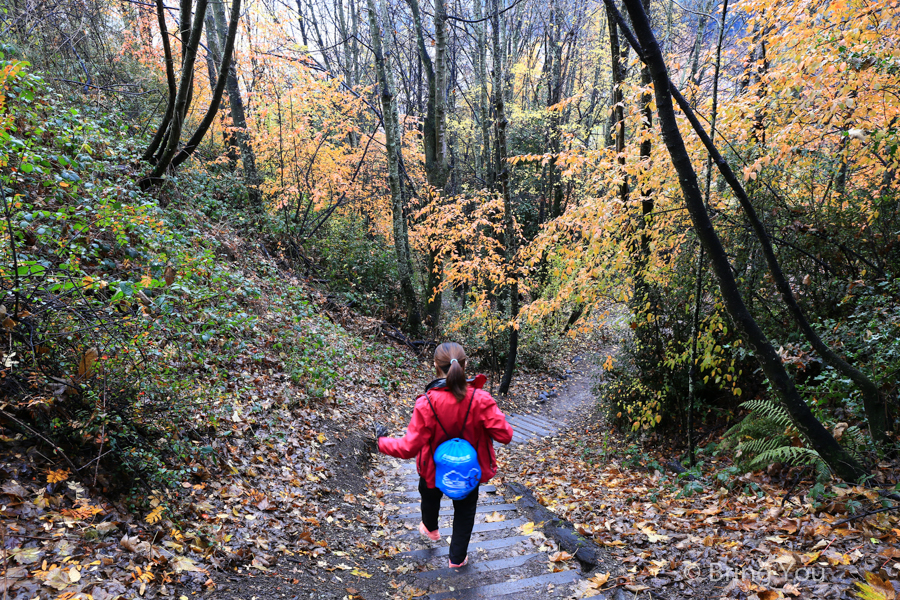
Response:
0,61,355,501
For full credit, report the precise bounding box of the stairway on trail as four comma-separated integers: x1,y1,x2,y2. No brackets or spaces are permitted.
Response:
378,413,590,600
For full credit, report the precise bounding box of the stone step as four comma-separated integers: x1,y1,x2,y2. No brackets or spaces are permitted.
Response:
513,413,560,431
398,535,534,561
508,418,553,437
391,485,497,500
416,552,544,581
399,518,525,539
510,414,557,433
426,569,580,599
509,419,554,437
398,494,508,511
510,423,540,437
390,504,518,520
510,430,537,445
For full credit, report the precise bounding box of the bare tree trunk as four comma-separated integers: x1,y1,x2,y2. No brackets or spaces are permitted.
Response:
686,0,715,85
606,3,627,204
474,0,491,186
203,5,238,168
306,0,332,72
608,0,868,482
198,0,262,207
367,0,422,331
493,0,517,395
142,0,178,162
548,0,564,219
143,0,208,184
687,0,728,467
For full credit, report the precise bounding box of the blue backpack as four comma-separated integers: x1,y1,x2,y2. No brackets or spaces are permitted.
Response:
426,388,481,500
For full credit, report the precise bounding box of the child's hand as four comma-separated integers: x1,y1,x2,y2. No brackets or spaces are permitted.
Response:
373,423,389,440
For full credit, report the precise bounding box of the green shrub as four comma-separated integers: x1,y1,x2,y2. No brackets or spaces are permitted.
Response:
311,215,401,318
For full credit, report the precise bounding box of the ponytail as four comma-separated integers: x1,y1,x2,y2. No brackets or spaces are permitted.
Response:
435,342,468,402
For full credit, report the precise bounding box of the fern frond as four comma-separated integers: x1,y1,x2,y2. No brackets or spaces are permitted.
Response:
750,446,830,475
739,398,793,430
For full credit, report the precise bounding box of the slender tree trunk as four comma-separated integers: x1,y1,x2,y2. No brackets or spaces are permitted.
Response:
143,0,178,162
177,0,196,115
350,0,360,85
294,0,310,48
170,0,243,171
547,0,564,219
306,0,332,72
474,0,491,185
336,0,359,148
367,0,422,330
143,0,208,184
632,0,658,366
686,0,715,85
606,4,628,205
186,0,262,207
406,0,449,329
687,0,728,468
203,5,238,167
609,0,867,482
493,0,517,395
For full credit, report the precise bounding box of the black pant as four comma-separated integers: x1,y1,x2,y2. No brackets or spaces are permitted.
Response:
419,477,479,565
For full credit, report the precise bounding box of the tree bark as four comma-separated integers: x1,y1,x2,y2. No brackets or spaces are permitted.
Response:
609,0,867,482
143,0,208,185
493,0,517,396
547,0,564,219
202,5,238,168
172,0,262,209
367,0,422,331
406,0,450,329
143,0,178,162
474,0,491,186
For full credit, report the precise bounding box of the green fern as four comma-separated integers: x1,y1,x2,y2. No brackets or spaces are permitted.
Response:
750,445,831,479
728,397,862,482
840,425,867,457
737,398,793,431
739,435,787,457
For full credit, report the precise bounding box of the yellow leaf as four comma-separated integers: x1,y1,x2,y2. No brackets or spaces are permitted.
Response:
484,511,505,523
549,551,573,562
587,571,611,589
171,556,201,573
855,571,896,600
317,434,326,443
145,505,165,524
47,469,70,484
519,521,535,535
350,568,372,578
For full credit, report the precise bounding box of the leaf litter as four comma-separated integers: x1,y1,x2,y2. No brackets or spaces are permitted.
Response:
2,232,896,600
496,403,900,599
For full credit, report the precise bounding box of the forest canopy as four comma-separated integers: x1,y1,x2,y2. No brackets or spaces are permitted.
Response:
1,0,898,488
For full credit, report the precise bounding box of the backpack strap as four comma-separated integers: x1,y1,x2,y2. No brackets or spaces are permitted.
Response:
425,387,475,441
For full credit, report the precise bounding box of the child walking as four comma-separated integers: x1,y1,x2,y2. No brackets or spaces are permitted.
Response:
375,342,514,568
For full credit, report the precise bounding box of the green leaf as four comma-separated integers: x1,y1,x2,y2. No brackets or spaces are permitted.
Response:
20,163,33,173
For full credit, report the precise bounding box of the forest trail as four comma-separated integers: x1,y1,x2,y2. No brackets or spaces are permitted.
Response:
374,354,635,600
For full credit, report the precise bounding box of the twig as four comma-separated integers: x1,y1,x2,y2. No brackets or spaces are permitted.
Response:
3,521,8,600
834,504,899,526
2,183,20,315
781,466,809,507
0,408,78,473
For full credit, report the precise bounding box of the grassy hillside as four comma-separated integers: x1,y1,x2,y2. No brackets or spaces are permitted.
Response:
0,60,423,599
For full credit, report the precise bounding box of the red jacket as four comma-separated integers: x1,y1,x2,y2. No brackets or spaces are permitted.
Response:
378,384,514,488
